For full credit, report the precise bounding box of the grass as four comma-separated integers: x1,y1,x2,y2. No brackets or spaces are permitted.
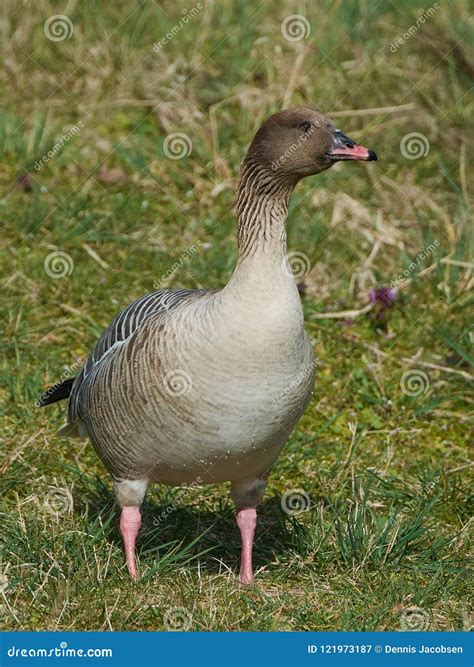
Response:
0,0,472,632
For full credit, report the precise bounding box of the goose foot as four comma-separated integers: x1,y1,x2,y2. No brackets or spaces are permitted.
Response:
236,507,257,585
120,506,141,579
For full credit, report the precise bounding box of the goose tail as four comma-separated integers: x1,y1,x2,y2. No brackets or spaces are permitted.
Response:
36,377,75,407
56,420,88,439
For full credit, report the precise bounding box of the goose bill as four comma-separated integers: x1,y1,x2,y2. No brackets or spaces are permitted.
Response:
327,130,377,161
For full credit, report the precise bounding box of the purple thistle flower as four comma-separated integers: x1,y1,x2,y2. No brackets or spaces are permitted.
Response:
368,287,398,325
16,173,33,192
369,287,398,307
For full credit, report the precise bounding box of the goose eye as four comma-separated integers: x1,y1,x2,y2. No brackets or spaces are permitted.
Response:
298,121,312,133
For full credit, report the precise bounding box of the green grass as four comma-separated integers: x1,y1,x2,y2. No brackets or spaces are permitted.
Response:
0,0,472,632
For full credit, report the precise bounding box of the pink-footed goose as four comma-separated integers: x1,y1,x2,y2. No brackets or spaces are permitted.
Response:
39,108,376,584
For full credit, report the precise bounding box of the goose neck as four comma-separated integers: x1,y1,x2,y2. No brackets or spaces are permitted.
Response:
235,161,297,264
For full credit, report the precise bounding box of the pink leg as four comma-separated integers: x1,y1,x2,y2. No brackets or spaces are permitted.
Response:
236,508,257,585
119,506,141,579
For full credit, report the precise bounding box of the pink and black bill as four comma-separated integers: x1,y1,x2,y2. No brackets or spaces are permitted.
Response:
327,129,377,162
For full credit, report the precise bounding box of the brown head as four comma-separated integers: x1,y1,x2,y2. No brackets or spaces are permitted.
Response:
244,108,377,181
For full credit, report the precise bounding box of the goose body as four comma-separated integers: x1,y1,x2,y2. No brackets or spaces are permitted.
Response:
67,257,313,486
41,108,376,582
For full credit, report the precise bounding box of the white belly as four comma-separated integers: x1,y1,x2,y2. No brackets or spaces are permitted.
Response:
141,352,315,483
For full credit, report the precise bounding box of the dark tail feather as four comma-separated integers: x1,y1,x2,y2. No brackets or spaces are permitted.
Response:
36,377,75,407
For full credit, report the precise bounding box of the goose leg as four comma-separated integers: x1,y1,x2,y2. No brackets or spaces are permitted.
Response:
236,507,257,584
114,479,148,579
231,477,266,585
120,506,141,579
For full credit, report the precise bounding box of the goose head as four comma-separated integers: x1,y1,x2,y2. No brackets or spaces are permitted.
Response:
245,108,377,181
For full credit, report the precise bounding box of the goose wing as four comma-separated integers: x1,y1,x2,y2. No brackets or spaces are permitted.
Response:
67,288,205,424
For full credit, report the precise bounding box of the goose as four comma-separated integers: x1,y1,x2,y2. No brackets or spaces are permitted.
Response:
39,108,376,584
